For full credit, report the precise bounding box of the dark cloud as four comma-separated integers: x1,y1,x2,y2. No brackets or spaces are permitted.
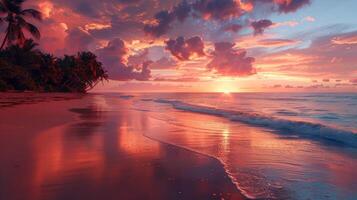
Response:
144,0,310,37
165,36,205,60
96,38,152,81
274,0,311,13
143,1,192,37
137,61,153,81
118,0,142,5
173,0,192,22
49,0,169,19
207,42,256,76
96,38,127,63
144,0,244,37
248,0,310,13
192,0,243,20
42,0,179,41
144,11,175,37
251,19,273,35
50,0,104,18
89,19,145,41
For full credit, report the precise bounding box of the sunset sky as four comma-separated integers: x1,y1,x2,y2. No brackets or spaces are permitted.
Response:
20,0,357,92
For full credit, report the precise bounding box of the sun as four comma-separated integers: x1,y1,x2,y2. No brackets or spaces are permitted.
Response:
223,90,231,94
217,87,236,94
212,79,239,94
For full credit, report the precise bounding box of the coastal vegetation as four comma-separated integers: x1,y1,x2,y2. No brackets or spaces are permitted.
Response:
0,0,108,93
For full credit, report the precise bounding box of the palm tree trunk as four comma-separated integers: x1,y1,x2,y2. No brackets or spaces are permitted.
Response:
0,29,9,50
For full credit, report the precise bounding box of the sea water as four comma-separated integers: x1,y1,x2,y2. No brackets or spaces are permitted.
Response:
124,92,357,200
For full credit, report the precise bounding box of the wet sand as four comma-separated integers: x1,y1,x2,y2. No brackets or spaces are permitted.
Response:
0,93,245,200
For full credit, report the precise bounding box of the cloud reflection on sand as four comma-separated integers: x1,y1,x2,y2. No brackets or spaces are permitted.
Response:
0,94,243,200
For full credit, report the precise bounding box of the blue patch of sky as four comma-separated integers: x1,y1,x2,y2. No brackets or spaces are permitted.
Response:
268,0,357,40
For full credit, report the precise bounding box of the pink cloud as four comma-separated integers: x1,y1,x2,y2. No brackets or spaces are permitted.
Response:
95,38,152,81
256,39,299,47
154,77,201,82
303,16,315,22
272,20,299,28
207,42,256,76
331,33,357,45
150,57,178,69
63,28,94,54
256,31,357,78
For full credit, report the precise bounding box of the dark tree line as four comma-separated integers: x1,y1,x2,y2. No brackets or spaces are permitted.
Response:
0,0,108,93
0,40,108,92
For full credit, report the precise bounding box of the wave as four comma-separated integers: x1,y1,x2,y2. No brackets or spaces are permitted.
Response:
119,95,135,99
143,133,259,199
154,99,357,148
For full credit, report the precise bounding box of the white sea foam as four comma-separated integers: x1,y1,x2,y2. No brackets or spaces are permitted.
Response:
155,99,357,148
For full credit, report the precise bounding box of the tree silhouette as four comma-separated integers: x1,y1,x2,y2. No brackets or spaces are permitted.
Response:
0,0,42,50
0,39,108,92
0,1,108,93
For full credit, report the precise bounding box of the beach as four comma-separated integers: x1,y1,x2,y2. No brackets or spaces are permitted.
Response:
0,0,356,199
0,93,245,200
1,92,357,200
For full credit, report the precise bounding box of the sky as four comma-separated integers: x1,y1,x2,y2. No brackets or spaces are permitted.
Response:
19,0,357,92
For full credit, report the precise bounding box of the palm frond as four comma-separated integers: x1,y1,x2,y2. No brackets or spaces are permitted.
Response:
21,9,42,21
24,22,40,39
0,0,42,48
16,16,40,39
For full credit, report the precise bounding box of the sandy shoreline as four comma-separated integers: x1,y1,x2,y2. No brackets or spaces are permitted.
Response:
0,93,245,200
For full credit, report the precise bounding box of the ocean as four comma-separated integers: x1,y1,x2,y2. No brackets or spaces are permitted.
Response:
116,92,357,199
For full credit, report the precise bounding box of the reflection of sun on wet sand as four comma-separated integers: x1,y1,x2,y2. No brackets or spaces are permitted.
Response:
118,125,160,156
0,93,245,200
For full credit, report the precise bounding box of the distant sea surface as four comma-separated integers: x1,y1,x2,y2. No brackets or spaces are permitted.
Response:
118,92,357,200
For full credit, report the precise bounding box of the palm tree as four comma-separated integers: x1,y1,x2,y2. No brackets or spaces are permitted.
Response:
0,0,42,50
